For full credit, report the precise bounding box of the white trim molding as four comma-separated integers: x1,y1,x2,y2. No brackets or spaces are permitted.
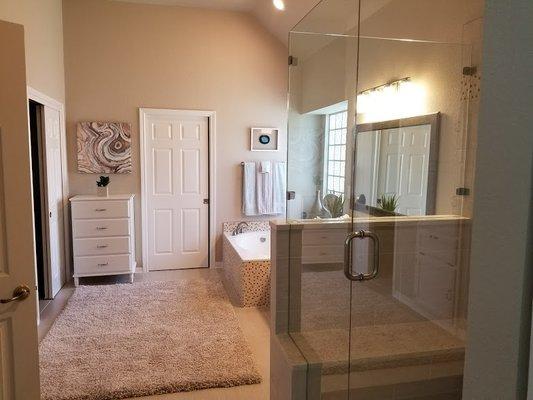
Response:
139,108,217,272
26,86,70,295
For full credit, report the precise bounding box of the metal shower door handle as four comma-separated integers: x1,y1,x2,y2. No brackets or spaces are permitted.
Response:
344,230,380,281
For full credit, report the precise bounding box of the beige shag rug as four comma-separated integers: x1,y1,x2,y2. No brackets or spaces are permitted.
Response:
39,279,261,400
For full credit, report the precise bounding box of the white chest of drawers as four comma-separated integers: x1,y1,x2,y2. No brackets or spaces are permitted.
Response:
70,194,136,286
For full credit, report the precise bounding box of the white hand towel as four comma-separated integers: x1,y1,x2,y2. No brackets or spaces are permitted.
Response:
257,162,273,214
242,162,258,216
260,161,271,174
272,162,286,215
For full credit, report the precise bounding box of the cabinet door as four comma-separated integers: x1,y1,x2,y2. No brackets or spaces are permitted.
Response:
417,254,456,320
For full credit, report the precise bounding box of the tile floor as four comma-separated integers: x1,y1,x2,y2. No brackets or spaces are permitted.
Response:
38,269,270,400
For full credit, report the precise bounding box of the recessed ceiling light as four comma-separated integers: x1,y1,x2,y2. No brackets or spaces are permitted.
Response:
273,0,285,11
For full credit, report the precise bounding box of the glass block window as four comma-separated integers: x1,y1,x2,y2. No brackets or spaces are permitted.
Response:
325,111,348,196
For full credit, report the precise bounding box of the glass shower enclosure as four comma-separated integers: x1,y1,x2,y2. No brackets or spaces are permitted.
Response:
278,0,483,398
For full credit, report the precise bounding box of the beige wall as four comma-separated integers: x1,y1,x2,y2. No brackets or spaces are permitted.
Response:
463,0,533,397
0,0,65,102
63,0,288,263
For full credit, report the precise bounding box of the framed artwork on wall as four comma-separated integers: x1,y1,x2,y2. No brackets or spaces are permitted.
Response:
250,127,279,152
77,121,132,174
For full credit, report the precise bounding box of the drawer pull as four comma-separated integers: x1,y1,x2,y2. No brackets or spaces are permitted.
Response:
97,262,109,267
96,244,108,249
95,208,107,212
96,227,108,230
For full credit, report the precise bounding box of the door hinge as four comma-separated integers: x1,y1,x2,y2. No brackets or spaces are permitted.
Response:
455,187,470,196
462,66,477,76
288,56,298,66
203,198,209,205
287,191,295,200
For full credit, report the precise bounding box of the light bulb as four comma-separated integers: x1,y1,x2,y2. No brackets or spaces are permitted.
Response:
273,0,285,10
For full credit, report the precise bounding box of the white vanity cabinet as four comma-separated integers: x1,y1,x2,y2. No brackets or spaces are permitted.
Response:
70,195,136,286
301,229,345,264
392,219,471,334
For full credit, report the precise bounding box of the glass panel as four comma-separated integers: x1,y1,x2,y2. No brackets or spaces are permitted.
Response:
345,0,482,398
286,1,359,396
284,1,483,398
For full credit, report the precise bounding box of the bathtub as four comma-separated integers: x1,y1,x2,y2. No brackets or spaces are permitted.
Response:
224,231,270,261
222,230,271,307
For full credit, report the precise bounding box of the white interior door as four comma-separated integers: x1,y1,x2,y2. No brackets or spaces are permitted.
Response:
142,111,209,270
0,20,41,399
377,125,431,215
355,130,379,205
43,106,65,297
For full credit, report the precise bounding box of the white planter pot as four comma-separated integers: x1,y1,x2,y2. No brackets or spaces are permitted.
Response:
97,186,109,197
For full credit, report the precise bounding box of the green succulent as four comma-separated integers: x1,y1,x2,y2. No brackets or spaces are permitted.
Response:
379,194,399,212
96,176,110,187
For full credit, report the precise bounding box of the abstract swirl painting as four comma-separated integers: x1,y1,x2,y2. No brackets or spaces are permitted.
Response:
77,122,132,174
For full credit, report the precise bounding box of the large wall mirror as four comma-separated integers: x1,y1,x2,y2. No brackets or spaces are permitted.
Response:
354,113,440,216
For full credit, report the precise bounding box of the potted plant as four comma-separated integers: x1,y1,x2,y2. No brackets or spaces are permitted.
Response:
96,176,110,197
323,193,345,218
379,194,399,213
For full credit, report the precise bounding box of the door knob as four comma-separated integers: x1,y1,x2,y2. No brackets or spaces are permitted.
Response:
1,285,31,304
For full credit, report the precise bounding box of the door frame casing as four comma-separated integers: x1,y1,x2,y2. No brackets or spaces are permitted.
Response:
27,86,69,297
139,108,216,272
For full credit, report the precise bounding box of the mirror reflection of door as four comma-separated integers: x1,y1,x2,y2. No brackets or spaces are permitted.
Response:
355,113,440,216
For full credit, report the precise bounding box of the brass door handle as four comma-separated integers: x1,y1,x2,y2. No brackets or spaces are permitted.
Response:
1,285,31,304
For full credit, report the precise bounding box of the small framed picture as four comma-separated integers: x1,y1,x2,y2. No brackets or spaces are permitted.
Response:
250,127,279,151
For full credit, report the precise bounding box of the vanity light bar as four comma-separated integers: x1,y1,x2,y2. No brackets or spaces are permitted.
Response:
359,77,411,95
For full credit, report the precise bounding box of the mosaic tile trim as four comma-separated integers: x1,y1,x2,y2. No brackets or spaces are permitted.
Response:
223,220,270,233
222,234,270,307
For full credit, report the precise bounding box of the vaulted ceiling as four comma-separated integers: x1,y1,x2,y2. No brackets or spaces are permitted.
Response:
115,0,476,47
113,0,259,11
113,0,322,44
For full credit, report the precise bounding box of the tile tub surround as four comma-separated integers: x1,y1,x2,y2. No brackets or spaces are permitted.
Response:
223,220,270,233
223,229,271,307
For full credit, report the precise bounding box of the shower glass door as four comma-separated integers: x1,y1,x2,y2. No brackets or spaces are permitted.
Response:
287,1,359,398
287,0,481,398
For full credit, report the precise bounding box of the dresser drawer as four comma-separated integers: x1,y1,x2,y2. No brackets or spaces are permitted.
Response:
302,229,347,246
74,254,132,275
302,245,344,264
72,200,130,219
417,226,459,266
73,237,131,256
73,219,130,238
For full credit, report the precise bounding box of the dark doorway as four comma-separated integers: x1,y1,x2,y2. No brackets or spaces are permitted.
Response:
29,100,48,301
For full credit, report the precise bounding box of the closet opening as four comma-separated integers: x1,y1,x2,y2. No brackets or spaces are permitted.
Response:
28,99,49,305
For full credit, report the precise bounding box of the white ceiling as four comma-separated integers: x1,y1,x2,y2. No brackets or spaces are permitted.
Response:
113,0,259,11
113,0,322,44
252,0,321,44
112,1,393,46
